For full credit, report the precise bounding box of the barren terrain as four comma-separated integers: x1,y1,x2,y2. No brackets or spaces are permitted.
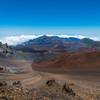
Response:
0,55,100,100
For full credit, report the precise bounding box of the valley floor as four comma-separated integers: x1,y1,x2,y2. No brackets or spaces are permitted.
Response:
0,59,100,100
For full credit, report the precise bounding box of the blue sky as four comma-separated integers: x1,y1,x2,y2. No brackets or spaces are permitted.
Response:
0,0,100,27
0,0,100,44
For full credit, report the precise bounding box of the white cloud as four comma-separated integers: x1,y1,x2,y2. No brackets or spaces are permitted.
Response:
0,35,41,45
60,35,100,41
46,34,100,41
0,34,99,45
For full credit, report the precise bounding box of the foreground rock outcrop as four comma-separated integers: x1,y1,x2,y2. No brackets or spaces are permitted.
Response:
0,79,100,100
0,80,82,100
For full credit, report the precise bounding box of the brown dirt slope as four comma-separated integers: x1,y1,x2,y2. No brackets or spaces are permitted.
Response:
32,51,100,71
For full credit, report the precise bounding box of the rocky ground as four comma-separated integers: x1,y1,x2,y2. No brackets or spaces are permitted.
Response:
0,80,83,100
0,79,100,100
0,58,100,100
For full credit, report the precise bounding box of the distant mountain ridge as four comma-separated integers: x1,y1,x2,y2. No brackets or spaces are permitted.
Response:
22,35,81,45
12,35,100,53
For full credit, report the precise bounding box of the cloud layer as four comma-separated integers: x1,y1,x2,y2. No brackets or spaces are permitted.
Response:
0,34,99,45
0,35,38,45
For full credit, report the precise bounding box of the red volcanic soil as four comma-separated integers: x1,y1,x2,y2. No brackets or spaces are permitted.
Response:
32,51,100,72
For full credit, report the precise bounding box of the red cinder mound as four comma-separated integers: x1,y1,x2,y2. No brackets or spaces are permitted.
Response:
32,51,100,72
